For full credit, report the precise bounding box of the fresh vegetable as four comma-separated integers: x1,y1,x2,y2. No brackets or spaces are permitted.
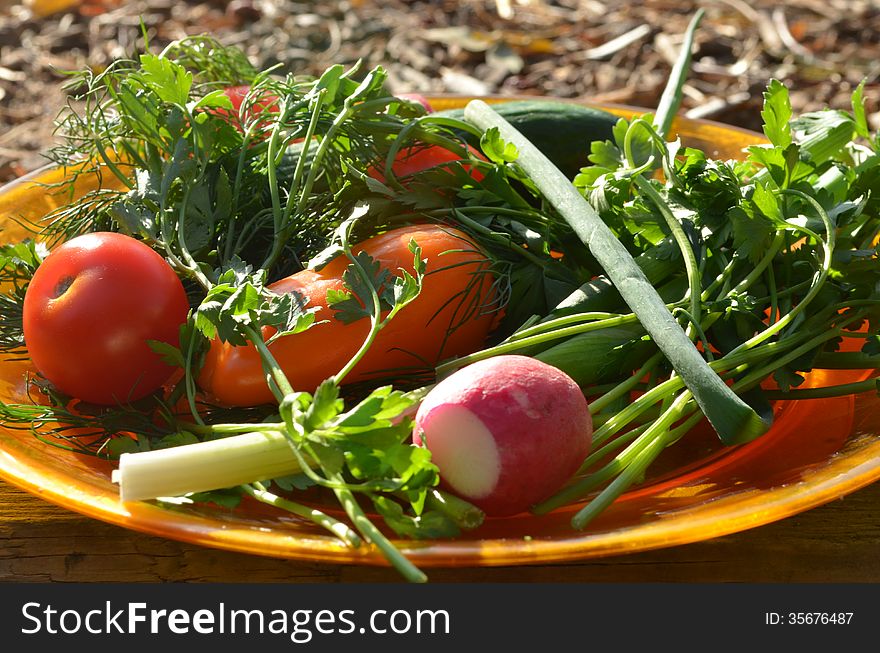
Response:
114,428,303,502
4,23,880,585
219,84,280,130
21,232,189,405
436,100,619,179
396,93,433,113
533,323,654,386
413,355,592,516
369,143,486,184
198,224,498,406
223,85,430,121
222,84,274,113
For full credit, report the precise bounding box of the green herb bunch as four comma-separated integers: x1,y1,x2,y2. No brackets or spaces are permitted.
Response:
458,76,880,528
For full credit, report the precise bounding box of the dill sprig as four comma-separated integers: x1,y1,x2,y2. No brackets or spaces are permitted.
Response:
0,375,277,458
43,36,570,299
0,239,45,358
0,289,27,358
0,377,174,458
160,35,260,86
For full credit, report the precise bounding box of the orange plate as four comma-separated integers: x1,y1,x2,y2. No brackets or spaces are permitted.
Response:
1,99,880,568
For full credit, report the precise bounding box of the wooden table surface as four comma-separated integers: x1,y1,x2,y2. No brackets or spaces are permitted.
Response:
2,477,879,583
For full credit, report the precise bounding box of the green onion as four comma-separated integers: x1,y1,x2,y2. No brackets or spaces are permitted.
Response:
112,430,305,502
653,9,704,139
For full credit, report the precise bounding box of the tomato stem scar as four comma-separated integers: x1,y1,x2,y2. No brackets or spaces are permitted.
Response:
52,275,75,298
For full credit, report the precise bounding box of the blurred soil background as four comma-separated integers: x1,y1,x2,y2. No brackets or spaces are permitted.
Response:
1,0,880,183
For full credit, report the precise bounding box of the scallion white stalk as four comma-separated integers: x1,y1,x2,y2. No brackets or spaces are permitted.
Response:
112,430,305,502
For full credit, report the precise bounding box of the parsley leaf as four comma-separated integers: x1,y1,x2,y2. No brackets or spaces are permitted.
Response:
480,126,519,164
194,267,319,345
761,79,792,148
328,238,425,324
138,54,194,106
327,250,393,324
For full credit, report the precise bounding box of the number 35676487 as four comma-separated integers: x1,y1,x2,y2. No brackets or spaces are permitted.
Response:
765,612,853,625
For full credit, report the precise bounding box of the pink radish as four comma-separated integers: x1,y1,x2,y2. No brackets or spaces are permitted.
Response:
413,355,592,516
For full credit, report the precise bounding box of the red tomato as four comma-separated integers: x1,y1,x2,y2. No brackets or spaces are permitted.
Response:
223,85,254,114
220,85,279,128
198,225,498,407
22,232,190,405
369,143,485,183
396,93,433,113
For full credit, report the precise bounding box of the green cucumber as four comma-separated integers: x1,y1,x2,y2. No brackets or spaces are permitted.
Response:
534,323,654,387
437,100,620,179
549,238,682,317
